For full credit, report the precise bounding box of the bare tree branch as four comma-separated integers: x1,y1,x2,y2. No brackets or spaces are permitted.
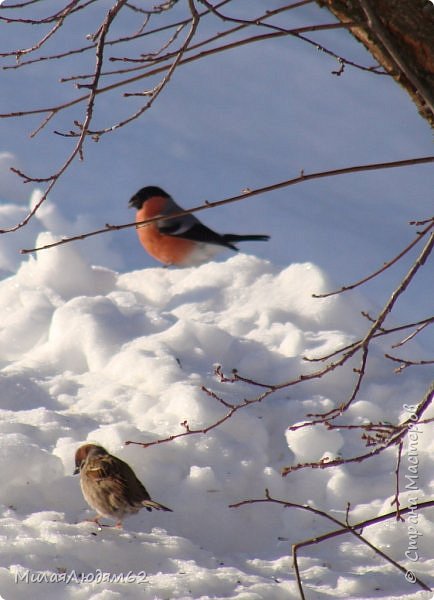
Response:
282,380,434,475
313,217,434,298
230,490,434,597
13,154,434,245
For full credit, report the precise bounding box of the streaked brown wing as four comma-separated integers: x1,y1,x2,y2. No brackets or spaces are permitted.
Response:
90,455,152,507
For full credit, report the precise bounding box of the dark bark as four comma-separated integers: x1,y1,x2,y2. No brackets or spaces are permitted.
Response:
317,0,434,128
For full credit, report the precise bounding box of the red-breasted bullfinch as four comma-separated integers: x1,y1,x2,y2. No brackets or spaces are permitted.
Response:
74,444,172,528
128,186,270,267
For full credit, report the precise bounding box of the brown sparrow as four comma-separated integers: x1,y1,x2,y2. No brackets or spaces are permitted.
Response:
74,444,172,528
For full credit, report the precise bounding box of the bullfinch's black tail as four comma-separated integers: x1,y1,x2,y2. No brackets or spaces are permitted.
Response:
222,234,270,244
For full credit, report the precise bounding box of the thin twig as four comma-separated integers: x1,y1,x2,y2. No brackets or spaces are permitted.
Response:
384,354,434,374
304,316,434,363
313,217,434,298
199,0,384,76
281,381,434,474
390,441,404,521
391,320,431,349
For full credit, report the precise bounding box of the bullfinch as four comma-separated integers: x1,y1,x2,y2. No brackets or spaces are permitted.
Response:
129,186,270,267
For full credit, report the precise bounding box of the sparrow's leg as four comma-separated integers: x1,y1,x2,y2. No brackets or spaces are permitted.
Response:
81,515,104,529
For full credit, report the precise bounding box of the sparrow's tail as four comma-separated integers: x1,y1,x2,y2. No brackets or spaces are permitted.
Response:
222,234,270,244
143,500,173,512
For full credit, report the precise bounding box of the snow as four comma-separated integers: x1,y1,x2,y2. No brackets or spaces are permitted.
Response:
0,1,433,598
0,214,431,599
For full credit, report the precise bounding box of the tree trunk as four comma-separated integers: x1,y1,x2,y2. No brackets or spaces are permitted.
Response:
317,0,434,128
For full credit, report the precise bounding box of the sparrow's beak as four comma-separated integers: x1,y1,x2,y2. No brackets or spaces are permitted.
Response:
73,465,80,475
128,196,136,208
